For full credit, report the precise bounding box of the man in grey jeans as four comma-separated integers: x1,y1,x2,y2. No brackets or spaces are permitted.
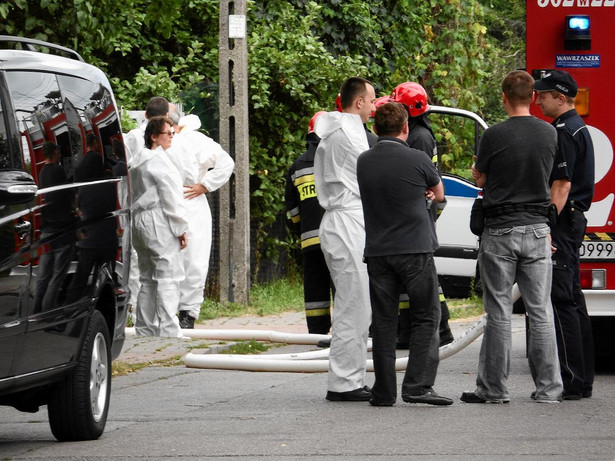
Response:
461,70,563,404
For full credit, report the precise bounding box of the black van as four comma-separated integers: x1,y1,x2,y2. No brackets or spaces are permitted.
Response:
0,36,130,441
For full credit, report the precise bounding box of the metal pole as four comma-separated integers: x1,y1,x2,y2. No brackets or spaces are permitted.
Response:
218,0,250,304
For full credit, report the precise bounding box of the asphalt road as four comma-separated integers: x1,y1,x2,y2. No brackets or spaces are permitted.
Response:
1,314,614,460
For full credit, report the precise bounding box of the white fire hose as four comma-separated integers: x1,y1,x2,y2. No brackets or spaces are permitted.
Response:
128,286,521,373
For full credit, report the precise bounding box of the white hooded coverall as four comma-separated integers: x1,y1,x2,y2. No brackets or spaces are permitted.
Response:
313,111,372,393
168,115,235,320
130,146,189,337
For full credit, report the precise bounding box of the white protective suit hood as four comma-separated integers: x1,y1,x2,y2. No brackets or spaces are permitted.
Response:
178,114,202,132
313,111,369,211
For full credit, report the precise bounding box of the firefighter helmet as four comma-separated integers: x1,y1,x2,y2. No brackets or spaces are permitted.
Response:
308,111,327,134
391,82,429,117
371,95,392,118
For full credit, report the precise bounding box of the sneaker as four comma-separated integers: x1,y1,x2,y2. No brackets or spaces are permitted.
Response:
460,391,509,404
178,311,195,329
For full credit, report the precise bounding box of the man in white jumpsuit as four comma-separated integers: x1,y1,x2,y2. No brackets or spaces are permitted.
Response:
123,97,170,319
167,107,235,328
130,116,188,337
314,77,376,401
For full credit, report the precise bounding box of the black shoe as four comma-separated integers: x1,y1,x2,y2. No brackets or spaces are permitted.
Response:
460,391,509,404
582,389,592,398
369,398,395,407
402,388,453,406
561,390,583,400
439,329,454,347
316,338,331,348
178,311,195,329
326,386,372,402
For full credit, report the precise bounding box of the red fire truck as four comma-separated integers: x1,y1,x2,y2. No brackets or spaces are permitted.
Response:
526,0,615,357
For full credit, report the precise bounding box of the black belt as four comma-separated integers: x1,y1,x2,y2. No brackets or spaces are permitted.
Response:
484,203,550,219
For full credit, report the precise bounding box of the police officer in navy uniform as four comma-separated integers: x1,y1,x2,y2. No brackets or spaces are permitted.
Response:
285,111,333,335
534,70,595,400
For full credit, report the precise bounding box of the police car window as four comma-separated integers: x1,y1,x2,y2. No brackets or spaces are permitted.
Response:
429,113,483,181
4,71,70,185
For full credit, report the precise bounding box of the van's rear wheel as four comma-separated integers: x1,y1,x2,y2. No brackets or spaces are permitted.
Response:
48,310,111,441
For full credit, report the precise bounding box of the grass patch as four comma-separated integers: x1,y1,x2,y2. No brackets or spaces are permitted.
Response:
447,296,485,320
199,277,303,322
112,357,183,377
196,277,485,324
221,339,271,354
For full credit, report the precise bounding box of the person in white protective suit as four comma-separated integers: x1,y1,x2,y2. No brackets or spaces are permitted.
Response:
130,116,188,337
123,97,170,323
313,77,376,401
166,107,235,328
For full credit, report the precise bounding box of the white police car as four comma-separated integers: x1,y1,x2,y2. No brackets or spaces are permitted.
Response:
427,106,487,298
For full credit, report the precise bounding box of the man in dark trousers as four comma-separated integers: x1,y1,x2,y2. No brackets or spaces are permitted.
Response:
285,111,333,335
534,70,595,400
357,102,452,407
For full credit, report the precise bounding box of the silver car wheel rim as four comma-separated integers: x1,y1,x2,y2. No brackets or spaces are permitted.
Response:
90,332,108,422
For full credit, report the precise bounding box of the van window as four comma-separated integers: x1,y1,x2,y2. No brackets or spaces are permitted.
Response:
56,75,122,176
0,98,10,170
4,71,68,184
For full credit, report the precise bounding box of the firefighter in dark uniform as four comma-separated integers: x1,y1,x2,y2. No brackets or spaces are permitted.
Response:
391,82,455,348
534,70,595,400
285,111,333,334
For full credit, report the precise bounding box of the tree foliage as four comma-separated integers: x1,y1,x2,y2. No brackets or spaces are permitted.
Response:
1,0,525,273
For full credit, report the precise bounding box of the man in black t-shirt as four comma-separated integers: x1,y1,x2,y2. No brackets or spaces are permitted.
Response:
461,70,562,404
357,102,452,407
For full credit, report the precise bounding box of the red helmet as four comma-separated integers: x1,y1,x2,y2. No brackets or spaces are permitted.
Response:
308,111,327,134
335,93,342,112
371,95,391,118
391,82,429,117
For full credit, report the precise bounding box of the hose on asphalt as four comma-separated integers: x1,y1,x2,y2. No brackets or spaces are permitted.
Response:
129,285,521,373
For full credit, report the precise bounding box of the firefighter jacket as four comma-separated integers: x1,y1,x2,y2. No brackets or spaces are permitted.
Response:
285,132,325,252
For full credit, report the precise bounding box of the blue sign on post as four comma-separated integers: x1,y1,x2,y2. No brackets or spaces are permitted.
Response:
556,55,601,68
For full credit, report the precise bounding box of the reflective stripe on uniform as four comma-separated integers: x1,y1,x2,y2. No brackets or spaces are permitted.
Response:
305,300,331,317
301,237,320,249
301,229,320,249
398,290,445,310
293,168,318,202
288,206,300,223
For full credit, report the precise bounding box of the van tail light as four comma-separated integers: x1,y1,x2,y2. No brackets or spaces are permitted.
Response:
580,269,606,289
